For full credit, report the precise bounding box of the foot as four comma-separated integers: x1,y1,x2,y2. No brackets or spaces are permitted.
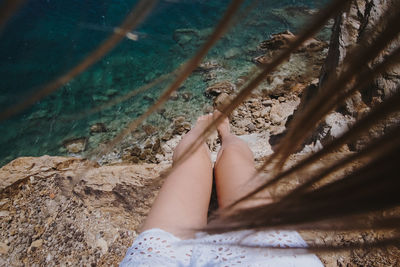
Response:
174,114,213,162
213,110,231,139
190,113,214,135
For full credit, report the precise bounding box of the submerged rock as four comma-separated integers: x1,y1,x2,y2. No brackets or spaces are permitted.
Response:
173,28,199,47
92,95,109,102
63,137,88,153
196,61,221,72
169,91,179,101
181,92,192,101
90,123,107,134
223,47,241,59
105,89,118,97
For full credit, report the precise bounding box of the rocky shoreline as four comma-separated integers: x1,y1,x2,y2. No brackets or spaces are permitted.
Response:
2,2,400,265
83,29,330,167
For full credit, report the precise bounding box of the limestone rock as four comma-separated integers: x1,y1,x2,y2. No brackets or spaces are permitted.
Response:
258,30,295,51
269,99,299,125
0,155,168,265
161,130,173,141
142,124,157,135
172,116,191,135
213,92,232,111
205,81,236,97
315,0,400,151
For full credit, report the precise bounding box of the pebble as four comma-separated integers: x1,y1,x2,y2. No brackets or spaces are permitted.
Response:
0,242,9,254
30,239,43,249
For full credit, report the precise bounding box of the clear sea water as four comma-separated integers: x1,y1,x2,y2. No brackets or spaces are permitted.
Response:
0,0,328,167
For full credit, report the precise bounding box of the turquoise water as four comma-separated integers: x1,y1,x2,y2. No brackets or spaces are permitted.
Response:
0,0,328,166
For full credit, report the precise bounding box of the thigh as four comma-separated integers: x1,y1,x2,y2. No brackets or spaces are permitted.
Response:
214,137,272,209
141,147,213,239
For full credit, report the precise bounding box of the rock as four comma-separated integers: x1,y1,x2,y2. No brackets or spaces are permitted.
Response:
173,116,186,124
202,72,217,82
196,61,221,72
152,139,161,153
213,92,232,111
173,28,199,47
255,118,265,126
260,107,271,118
238,134,273,159
27,109,48,120
143,94,154,102
181,92,192,101
203,105,214,114
92,95,109,102
312,0,399,151
290,83,307,94
161,130,173,141
158,108,166,115
0,210,10,217
258,30,295,51
224,47,241,59
246,123,256,132
130,145,141,157
269,99,299,125
233,117,252,129
0,155,171,265
142,124,157,135
0,242,9,254
144,139,153,149
172,117,191,135
169,91,179,100
262,99,273,106
30,239,43,249
96,238,108,254
253,53,273,65
325,112,353,138
205,81,236,97
297,38,328,52
144,72,157,82
90,123,107,134
105,89,118,97
63,137,88,153
139,149,152,160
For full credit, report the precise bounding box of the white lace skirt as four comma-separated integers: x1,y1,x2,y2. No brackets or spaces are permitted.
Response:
120,228,323,266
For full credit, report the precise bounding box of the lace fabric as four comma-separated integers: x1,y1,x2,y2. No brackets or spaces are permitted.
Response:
120,228,323,267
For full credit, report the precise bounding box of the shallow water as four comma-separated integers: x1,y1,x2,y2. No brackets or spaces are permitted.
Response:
0,0,328,166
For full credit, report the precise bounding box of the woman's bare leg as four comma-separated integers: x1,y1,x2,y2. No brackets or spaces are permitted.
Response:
214,111,272,209
141,114,213,238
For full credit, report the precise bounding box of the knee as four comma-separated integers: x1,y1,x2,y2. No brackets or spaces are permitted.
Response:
222,138,252,154
219,140,254,162
173,140,210,162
